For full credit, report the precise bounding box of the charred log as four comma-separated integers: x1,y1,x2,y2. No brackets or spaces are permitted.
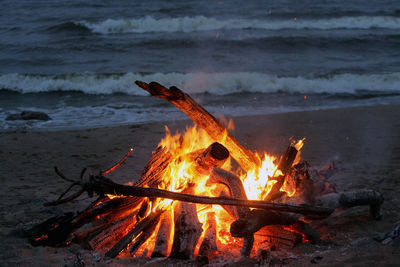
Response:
195,142,229,175
151,210,173,258
256,226,302,248
230,209,300,238
105,210,163,258
87,213,137,251
316,189,384,219
170,186,203,260
207,168,253,257
129,215,160,256
231,209,320,244
207,168,249,219
218,190,238,219
197,212,218,262
264,145,298,201
27,212,75,246
37,147,171,248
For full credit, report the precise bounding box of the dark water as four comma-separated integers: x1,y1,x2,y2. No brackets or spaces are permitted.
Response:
1,0,400,130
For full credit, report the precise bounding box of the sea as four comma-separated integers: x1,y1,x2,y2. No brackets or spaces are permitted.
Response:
1,0,400,131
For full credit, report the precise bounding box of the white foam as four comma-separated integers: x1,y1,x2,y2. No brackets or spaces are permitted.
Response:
77,15,400,34
1,72,400,96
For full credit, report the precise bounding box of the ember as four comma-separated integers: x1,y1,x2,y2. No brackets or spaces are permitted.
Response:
27,81,384,264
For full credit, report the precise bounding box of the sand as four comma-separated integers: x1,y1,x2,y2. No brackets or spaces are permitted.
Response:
1,105,400,266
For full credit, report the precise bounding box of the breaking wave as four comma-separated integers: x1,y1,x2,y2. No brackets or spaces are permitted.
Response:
76,15,400,34
1,72,400,96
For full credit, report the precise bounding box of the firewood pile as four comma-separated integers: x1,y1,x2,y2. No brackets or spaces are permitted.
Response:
26,81,384,264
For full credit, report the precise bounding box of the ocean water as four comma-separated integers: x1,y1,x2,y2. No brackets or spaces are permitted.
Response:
1,0,400,130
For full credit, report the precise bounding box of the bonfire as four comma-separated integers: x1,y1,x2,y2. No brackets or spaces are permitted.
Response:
27,81,384,264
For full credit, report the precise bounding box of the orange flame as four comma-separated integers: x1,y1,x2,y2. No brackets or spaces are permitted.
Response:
133,123,305,256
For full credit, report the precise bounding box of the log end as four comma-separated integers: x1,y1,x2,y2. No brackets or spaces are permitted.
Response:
209,142,230,160
135,80,150,91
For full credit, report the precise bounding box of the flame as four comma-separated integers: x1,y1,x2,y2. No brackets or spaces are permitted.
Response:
133,123,305,257
241,152,281,201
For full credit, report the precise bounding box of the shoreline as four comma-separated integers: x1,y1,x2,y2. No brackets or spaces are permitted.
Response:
1,104,399,266
2,103,399,134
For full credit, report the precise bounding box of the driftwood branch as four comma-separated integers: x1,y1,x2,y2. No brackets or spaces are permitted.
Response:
135,81,260,172
49,173,334,217
207,168,253,257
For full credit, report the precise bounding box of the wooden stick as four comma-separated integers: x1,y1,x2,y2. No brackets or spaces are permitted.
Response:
102,148,134,176
85,175,334,217
135,81,260,172
264,145,298,201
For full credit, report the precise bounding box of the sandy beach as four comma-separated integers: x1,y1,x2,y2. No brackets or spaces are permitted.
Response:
1,104,400,266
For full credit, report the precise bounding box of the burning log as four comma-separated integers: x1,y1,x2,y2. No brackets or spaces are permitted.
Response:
137,146,172,187
170,186,203,260
34,147,171,248
264,143,299,201
197,212,218,262
28,195,106,247
207,168,249,219
105,210,163,258
230,210,320,244
207,168,253,257
27,212,75,246
256,226,302,249
87,213,137,251
128,215,160,256
218,190,238,219
135,81,260,172
151,210,173,258
195,142,229,175
230,209,299,238
71,197,147,249
85,147,172,251
82,147,172,253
